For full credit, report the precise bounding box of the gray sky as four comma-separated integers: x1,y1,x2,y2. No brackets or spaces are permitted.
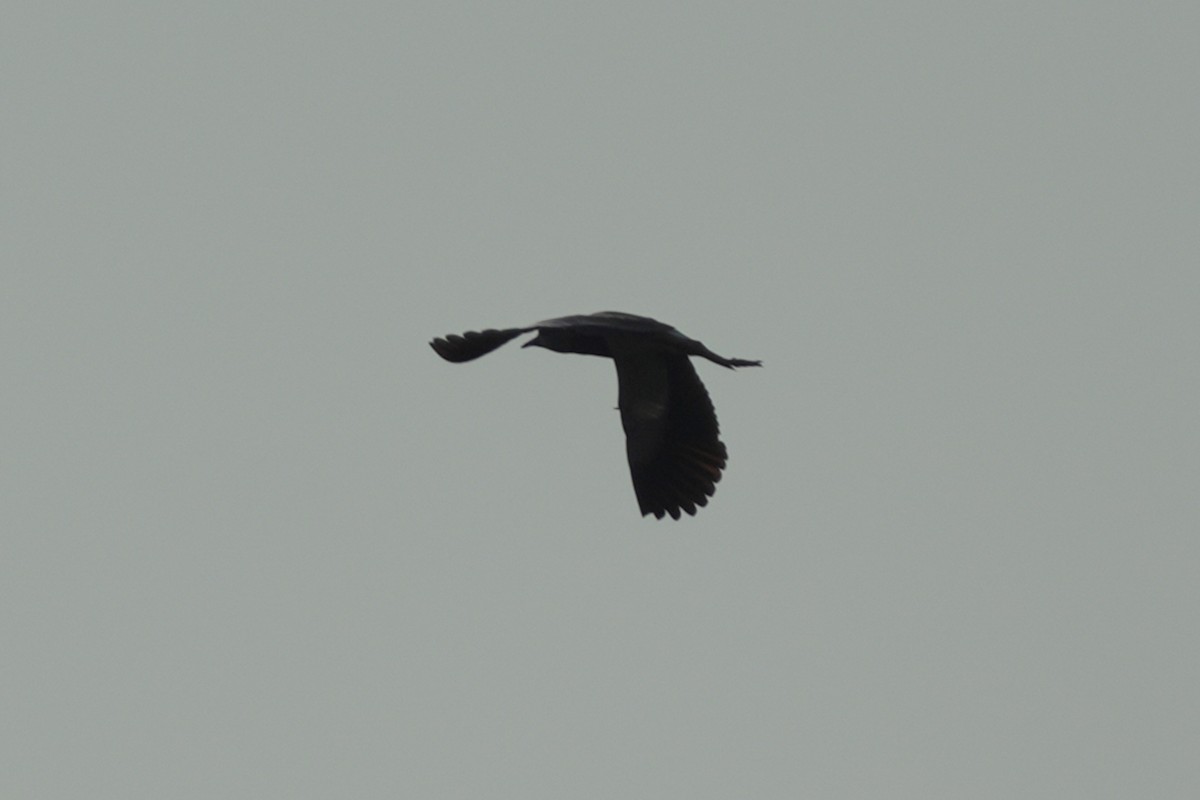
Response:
5,2,1198,797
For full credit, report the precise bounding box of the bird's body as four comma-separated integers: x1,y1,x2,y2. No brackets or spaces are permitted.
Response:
430,311,760,520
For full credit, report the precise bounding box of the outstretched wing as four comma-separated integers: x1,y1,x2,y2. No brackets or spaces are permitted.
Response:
429,328,531,363
614,351,727,520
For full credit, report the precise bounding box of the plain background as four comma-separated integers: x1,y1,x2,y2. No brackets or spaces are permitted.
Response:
5,2,1198,797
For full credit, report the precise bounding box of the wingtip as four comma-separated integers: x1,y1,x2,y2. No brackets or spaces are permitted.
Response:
429,328,528,363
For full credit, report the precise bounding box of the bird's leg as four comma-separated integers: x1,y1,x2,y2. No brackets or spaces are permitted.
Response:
692,343,762,369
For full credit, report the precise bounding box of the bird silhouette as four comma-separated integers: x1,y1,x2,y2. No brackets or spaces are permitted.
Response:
430,311,760,519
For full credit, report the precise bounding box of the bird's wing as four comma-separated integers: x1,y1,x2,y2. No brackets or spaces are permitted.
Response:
429,327,532,362
614,348,727,520
534,312,675,337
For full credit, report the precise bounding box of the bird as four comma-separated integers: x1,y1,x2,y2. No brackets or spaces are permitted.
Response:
429,311,760,519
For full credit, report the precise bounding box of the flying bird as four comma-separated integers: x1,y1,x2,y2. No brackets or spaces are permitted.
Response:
429,311,760,519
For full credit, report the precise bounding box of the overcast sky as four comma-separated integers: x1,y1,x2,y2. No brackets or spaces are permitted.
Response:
5,2,1198,798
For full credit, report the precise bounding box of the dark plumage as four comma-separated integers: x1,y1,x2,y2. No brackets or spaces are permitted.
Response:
430,311,760,520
